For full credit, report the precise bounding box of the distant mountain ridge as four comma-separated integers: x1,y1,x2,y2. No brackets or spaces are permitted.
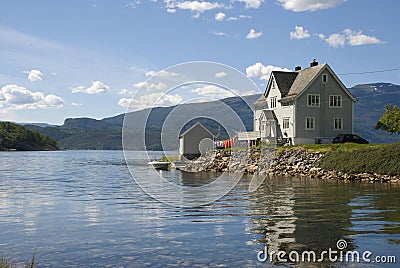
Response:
24,83,400,150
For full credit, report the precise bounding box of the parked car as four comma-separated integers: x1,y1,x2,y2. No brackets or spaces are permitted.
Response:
332,134,369,144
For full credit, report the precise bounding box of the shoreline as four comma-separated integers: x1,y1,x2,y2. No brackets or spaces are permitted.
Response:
180,145,400,184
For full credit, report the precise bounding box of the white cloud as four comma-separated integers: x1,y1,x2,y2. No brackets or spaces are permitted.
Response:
145,70,180,77
126,1,141,8
119,93,183,110
211,31,228,36
323,28,383,48
246,63,290,80
246,29,262,39
234,0,263,9
133,81,167,91
167,8,176,13
215,72,227,78
192,12,201,18
175,1,223,13
118,98,131,108
0,85,64,110
191,85,235,98
71,102,82,106
278,0,345,12
118,89,135,95
290,26,310,40
72,81,110,94
343,28,383,46
215,12,226,21
25,69,44,82
325,33,346,48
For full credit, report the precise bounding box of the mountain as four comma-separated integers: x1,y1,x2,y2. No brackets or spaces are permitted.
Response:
25,94,259,150
350,83,400,144
24,83,400,150
0,122,59,151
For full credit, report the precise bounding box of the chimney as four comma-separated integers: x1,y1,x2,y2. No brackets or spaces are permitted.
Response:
295,65,302,71
310,59,318,67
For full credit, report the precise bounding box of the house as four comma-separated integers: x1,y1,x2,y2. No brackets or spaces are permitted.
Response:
241,60,357,145
179,122,215,160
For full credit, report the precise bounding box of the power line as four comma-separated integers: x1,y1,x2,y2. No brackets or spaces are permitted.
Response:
338,68,400,76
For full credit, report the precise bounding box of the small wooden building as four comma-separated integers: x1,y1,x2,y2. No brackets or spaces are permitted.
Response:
179,122,215,160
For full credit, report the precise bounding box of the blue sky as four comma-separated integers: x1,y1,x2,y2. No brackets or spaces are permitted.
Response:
0,0,399,124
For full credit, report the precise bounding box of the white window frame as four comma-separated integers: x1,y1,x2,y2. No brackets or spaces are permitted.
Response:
305,117,315,130
334,118,343,131
283,117,290,129
322,74,328,83
307,94,320,107
329,95,342,108
270,97,277,109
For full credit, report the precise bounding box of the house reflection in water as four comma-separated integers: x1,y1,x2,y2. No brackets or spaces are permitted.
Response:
249,176,356,263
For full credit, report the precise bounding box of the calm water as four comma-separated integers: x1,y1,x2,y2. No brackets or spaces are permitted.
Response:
0,150,399,267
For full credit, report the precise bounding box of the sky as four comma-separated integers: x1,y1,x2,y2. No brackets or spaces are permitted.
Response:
0,0,399,125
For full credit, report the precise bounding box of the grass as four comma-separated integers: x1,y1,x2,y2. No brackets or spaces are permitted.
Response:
276,143,380,154
0,255,35,268
159,154,180,162
317,142,400,176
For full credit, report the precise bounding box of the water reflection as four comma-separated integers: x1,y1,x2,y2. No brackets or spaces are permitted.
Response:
0,151,399,267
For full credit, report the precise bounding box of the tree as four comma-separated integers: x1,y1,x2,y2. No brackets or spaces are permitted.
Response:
375,104,400,134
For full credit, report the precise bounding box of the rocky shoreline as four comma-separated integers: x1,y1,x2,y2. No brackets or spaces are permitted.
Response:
181,148,400,184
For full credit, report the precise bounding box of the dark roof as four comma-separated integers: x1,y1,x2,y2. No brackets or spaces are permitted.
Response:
253,94,268,108
259,110,277,121
285,64,326,97
254,63,356,106
179,122,215,138
271,71,298,97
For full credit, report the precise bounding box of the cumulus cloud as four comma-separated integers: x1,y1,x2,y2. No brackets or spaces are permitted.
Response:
215,12,226,21
191,85,235,98
72,81,110,94
234,0,263,9
174,1,223,13
246,29,262,39
119,93,183,110
323,28,383,47
246,63,290,80
145,70,180,78
215,71,227,78
278,0,345,12
133,81,167,91
25,69,44,82
290,26,311,40
0,85,64,110
118,89,136,95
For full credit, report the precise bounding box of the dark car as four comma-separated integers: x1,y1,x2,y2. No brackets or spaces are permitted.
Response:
332,134,369,144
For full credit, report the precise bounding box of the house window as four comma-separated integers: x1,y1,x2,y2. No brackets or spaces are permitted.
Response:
305,117,315,130
283,118,290,129
322,74,328,83
272,79,275,89
329,95,342,107
270,97,277,109
307,94,320,107
334,118,343,130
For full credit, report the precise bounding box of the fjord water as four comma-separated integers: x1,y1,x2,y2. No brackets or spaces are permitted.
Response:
0,151,399,267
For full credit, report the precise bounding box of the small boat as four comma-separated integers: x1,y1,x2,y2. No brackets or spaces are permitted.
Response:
148,161,170,170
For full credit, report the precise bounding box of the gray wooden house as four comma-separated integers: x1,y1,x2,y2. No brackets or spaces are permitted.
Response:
239,60,357,145
179,122,215,160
